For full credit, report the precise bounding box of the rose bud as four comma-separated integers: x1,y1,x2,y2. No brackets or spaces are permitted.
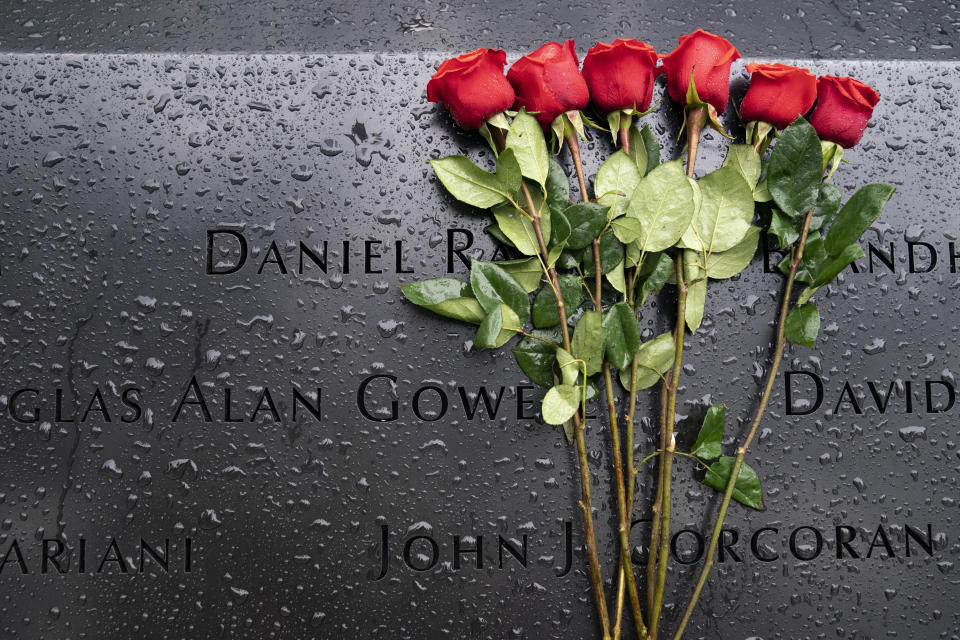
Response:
581,38,659,149
581,38,659,115
740,63,817,129
660,28,740,116
740,62,818,152
507,40,590,130
808,75,880,148
426,48,515,130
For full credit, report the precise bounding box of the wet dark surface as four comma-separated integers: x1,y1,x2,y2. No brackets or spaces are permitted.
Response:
1,2,960,640
0,0,957,60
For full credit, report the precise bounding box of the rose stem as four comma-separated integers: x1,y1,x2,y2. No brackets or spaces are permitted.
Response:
495,124,612,639
645,377,668,613
570,124,644,640
594,246,648,640
649,106,705,638
566,127,589,200
648,252,685,640
616,114,650,638
619,113,632,155
578,125,648,640
684,107,707,179
671,206,816,640
605,358,648,640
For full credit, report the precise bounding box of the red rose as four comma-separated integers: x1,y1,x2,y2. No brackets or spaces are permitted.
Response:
808,75,880,148
507,40,590,128
660,29,740,114
740,63,817,129
581,38,659,115
426,48,515,130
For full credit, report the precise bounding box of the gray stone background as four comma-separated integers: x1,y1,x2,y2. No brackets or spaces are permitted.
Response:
0,2,959,639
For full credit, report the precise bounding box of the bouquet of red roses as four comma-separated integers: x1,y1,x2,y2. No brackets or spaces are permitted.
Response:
407,29,892,640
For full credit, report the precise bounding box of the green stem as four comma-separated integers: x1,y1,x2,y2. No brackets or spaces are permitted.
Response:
567,130,589,202
619,113,632,155
648,109,703,637
621,269,644,637
646,376,668,615
595,238,647,640
604,361,648,640
536,206,610,640
592,241,603,309
513,328,561,349
649,251,687,639
670,207,815,640
493,124,610,639
685,107,707,179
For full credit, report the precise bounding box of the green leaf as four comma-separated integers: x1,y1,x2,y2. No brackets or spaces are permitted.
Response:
550,208,571,247
606,260,626,293
495,257,543,293
753,179,772,203
625,240,641,268
547,209,571,267
635,124,659,175
430,156,509,209
555,348,580,386
506,110,550,186
703,457,764,510
512,328,562,388
768,210,799,250
602,302,642,371
767,117,823,217
691,404,725,460
556,250,580,270
572,310,604,376
532,274,582,329
637,253,674,306
582,230,625,276
484,222,516,249
785,303,820,347
685,278,707,333
705,226,760,279
785,232,827,283
496,148,522,197
542,384,580,425
625,129,649,177
626,159,699,253
810,243,865,289
611,216,643,244
722,144,761,189
796,286,816,306
684,250,707,333
470,260,530,323
809,183,842,231
583,377,599,402
607,110,622,145
621,331,675,390
680,164,754,254
564,202,609,250
401,278,486,324
596,150,642,207
821,140,844,181
425,298,486,325
401,277,469,307
824,183,895,255
475,305,503,348
492,197,550,257
547,246,565,268
545,157,570,211
475,304,520,348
